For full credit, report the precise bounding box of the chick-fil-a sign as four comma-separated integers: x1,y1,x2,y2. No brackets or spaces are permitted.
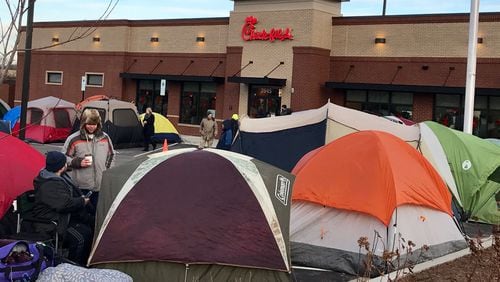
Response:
241,16,294,42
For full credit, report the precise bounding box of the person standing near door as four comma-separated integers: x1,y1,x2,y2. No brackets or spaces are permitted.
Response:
142,107,156,151
199,111,217,148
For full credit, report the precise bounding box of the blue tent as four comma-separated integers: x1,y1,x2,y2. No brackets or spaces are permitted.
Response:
232,106,327,172
2,106,20,129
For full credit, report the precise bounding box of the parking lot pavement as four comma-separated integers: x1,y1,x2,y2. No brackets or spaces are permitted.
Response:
28,135,212,167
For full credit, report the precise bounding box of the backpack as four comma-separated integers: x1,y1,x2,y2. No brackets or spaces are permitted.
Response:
0,240,51,282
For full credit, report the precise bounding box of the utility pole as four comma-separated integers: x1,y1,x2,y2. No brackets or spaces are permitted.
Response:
19,0,35,140
464,0,480,134
382,0,387,16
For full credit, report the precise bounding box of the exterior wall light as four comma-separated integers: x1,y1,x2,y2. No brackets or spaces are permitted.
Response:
477,37,483,44
52,37,59,43
196,36,205,42
374,37,386,44
93,36,100,42
150,36,159,42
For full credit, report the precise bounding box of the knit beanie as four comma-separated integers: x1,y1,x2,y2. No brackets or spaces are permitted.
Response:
46,151,67,172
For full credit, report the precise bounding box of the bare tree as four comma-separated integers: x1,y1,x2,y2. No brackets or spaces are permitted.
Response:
0,0,26,85
0,0,119,85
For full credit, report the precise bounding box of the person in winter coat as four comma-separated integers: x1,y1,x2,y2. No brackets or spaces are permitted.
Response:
32,151,93,265
216,119,233,150
142,107,156,151
230,113,239,142
199,111,218,148
62,109,114,209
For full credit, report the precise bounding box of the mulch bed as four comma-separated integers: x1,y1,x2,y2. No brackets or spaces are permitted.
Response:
401,226,499,282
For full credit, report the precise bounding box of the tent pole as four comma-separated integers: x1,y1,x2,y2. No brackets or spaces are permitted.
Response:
184,263,189,282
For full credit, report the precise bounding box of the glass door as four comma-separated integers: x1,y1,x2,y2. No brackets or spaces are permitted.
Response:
248,86,281,118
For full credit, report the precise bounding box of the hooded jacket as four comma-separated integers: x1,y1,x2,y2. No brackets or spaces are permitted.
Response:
62,113,114,191
32,170,87,235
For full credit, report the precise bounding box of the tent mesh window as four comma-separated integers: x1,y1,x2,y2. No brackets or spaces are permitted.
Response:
29,108,43,125
113,109,140,127
53,109,71,128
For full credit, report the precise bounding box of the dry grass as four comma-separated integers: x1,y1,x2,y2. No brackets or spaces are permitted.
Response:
400,225,500,282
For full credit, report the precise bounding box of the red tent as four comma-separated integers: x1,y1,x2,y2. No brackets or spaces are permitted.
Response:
0,132,45,218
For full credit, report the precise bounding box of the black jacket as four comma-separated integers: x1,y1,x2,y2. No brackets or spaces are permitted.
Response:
32,170,88,235
143,113,155,136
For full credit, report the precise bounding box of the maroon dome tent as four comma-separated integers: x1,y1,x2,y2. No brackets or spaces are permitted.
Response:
0,132,45,218
89,148,294,281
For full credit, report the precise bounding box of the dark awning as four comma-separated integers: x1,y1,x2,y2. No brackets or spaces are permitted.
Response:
120,72,224,83
325,82,500,96
227,76,286,87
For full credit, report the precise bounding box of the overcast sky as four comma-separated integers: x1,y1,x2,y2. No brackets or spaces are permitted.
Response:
2,0,500,23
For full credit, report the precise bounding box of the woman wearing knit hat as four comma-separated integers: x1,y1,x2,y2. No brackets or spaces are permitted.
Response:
32,151,93,265
62,109,115,209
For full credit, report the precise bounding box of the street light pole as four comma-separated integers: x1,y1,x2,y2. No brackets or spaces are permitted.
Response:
463,0,480,134
19,0,35,140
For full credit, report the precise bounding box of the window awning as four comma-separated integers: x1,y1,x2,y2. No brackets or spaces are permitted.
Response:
325,82,500,95
227,76,286,87
120,72,225,83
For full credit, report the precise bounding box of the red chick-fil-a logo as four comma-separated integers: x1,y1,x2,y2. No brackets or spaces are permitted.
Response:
241,16,294,42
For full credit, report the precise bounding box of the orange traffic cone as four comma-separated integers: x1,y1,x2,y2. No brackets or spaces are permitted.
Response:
162,139,168,152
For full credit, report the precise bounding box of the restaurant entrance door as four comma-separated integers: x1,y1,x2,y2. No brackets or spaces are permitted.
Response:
248,86,281,118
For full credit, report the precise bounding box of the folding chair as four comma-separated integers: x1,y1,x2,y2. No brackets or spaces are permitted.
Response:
11,190,62,257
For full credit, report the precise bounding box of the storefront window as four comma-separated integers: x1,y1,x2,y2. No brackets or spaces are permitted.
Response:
248,86,281,118
435,94,461,129
434,94,499,138
179,82,216,125
345,90,413,119
344,90,366,111
136,80,167,115
487,97,500,138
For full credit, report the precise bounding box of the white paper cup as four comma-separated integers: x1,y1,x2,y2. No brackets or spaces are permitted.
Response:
85,155,93,165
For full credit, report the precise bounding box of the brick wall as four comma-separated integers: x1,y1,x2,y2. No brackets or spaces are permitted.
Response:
413,93,434,122
292,47,331,111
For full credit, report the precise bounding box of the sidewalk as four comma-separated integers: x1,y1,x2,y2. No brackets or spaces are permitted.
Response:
179,134,218,148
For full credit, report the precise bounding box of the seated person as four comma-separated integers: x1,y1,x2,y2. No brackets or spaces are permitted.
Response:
280,104,292,115
32,151,93,265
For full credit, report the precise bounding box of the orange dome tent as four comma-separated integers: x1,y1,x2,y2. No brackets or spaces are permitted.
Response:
291,131,466,276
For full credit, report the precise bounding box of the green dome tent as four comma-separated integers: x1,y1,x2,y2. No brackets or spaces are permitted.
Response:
423,121,500,224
